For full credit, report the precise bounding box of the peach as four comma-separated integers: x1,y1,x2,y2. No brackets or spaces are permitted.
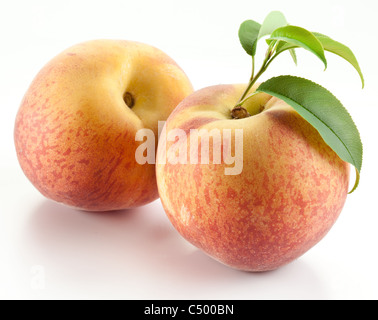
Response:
14,40,193,211
156,84,349,271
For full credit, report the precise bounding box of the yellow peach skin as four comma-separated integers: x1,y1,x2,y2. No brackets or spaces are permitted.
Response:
156,84,349,272
14,40,193,211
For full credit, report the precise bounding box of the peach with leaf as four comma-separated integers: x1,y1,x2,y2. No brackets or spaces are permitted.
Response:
156,11,364,271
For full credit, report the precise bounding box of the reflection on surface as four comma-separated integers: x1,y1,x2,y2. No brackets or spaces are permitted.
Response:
22,199,327,299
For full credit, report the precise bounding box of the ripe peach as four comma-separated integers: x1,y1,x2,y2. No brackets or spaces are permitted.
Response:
156,84,349,271
14,40,193,211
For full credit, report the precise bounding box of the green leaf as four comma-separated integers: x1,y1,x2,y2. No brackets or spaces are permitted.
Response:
313,32,364,88
275,41,291,52
258,11,288,39
289,48,297,65
239,20,261,56
256,75,362,192
268,26,327,69
275,41,298,65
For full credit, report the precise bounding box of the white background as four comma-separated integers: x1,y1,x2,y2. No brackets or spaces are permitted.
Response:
1,0,377,300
